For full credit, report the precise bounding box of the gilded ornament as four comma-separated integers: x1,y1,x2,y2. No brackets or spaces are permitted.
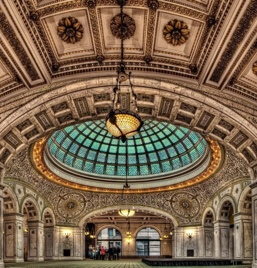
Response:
252,61,257,76
163,19,190,46
57,17,84,44
110,13,136,40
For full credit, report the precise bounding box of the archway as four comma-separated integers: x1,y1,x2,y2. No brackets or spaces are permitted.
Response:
202,209,215,258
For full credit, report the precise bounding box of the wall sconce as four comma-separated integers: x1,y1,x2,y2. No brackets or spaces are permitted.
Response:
64,230,71,238
126,237,131,244
186,230,193,239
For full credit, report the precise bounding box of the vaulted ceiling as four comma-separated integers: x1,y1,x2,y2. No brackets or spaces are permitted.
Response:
0,0,257,172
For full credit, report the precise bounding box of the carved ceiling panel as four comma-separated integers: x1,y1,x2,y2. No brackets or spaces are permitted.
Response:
98,7,147,55
154,12,203,62
42,9,95,60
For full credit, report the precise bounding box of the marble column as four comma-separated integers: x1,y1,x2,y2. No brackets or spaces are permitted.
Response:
27,221,44,262
3,213,24,262
214,220,230,259
250,166,257,268
202,226,214,257
0,184,5,268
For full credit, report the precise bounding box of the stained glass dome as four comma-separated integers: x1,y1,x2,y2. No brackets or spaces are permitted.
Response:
43,119,211,189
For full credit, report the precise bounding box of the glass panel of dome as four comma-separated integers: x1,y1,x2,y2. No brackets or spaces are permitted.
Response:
117,166,126,176
183,137,193,149
151,164,161,174
62,137,72,150
175,143,186,154
128,146,136,154
94,163,104,174
128,155,137,164
103,137,111,144
109,145,117,153
140,165,150,175
118,155,126,164
107,154,116,163
154,141,163,150
56,149,65,161
167,147,177,158
70,143,79,154
77,124,85,132
158,150,168,160
138,154,147,164
127,139,135,146
146,144,155,152
175,129,184,139
55,131,65,143
100,144,108,152
197,142,205,154
83,139,93,147
189,132,200,143
97,153,106,163
96,135,104,142
181,154,191,166
163,138,171,146
84,161,93,172
129,166,137,176
106,165,115,175
78,147,87,158
137,146,145,154
65,125,75,133
64,154,74,166
172,158,182,169
157,132,165,139
190,149,199,160
49,142,58,155
70,129,79,139
87,150,97,161
162,161,171,172
74,159,83,169
149,152,158,162
91,141,100,150
118,146,126,154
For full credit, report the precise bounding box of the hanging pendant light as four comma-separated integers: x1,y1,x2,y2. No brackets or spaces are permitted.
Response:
106,0,143,143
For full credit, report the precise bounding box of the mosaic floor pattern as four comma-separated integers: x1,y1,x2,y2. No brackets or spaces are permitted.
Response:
5,259,251,268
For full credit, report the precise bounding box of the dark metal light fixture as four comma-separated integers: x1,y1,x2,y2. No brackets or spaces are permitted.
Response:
106,0,143,143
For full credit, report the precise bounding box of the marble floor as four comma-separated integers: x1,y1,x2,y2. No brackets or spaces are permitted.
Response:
5,259,251,268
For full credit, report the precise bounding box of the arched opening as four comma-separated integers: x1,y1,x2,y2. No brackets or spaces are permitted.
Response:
97,227,122,260
218,200,234,259
136,227,161,256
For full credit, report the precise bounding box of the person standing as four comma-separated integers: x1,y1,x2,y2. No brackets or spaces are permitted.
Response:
116,246,121,260
108,245,114,260
100,246,106,260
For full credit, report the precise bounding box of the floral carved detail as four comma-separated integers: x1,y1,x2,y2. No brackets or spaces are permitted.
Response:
252,61,257,76
163,19,190,46
57,17,83,44
147,0,159,10
110,13,136,40
170,192,200,218
57,193,85,219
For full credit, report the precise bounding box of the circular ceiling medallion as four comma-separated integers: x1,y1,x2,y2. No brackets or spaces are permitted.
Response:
57,17,83,44
110,13,136,39
252,61,257,76
32,119,222,193
163,19,190,46
170,192,200,218
57,193,85,218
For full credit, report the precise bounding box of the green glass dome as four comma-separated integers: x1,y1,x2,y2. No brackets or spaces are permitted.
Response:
45,119,208,184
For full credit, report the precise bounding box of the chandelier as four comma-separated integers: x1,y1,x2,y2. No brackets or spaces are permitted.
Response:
106,0,143,143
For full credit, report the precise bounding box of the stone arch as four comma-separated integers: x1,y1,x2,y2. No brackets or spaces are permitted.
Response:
216,196,236,221
202,207,216,226
78,205,178,228
0,78,256,169
95,225,123,239
238,186,252,213
2,186,18,214
42,207,55,226
134,225,162,238
21,197,41,221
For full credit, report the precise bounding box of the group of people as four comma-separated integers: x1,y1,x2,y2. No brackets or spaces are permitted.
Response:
88,245,121,260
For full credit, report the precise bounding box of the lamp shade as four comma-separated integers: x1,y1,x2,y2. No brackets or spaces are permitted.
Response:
106,110,143,142
118,209,135,217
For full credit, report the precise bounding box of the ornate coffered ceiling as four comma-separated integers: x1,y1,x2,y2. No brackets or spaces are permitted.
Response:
0,0,256,101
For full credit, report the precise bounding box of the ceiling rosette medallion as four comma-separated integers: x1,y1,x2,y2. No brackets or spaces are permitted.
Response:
163,19,190,46
57,17,84,44
252,61,257,76
110,13,136,39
